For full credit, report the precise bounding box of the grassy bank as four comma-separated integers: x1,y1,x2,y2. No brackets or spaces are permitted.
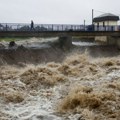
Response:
0,37,30,42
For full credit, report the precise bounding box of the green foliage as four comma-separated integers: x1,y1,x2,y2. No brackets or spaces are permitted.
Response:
0,37,30,42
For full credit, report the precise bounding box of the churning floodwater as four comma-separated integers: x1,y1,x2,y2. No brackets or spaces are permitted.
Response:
72,41,100,46
0,38,120,120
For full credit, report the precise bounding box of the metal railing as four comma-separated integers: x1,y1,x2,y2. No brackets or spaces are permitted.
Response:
0,23,119,32
0,23,86,32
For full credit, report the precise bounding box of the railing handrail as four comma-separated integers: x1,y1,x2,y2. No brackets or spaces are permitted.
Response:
0,23,119,32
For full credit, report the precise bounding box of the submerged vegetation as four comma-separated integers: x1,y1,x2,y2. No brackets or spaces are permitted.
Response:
0,37,30,42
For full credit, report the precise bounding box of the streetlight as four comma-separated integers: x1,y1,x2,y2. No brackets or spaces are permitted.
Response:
92,9,94,31
84,20,86,31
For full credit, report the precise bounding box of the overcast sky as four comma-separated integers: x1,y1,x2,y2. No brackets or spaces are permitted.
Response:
0,0,120,24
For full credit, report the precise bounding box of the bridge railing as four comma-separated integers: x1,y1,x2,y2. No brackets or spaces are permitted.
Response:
0,23,119,32
0,23,86,32
94,25,119,31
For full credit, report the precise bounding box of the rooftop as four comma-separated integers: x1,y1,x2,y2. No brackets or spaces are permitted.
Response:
93,13,119,22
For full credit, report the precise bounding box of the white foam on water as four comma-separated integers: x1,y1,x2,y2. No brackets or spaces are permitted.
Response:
0,51,120,120
72,41,100,46
0,86,62,120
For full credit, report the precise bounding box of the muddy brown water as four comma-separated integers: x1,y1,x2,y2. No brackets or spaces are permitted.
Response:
0,43,119,65
0,47,66,65
0,39,120,120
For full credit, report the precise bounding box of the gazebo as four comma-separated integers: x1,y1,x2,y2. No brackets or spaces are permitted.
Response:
93,13,119,31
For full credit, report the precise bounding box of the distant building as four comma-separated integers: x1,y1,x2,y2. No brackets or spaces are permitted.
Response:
93,13,119,31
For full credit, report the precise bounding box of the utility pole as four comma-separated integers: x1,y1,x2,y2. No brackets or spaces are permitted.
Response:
92,9,94,25
84,20,86,31
92,9,94,31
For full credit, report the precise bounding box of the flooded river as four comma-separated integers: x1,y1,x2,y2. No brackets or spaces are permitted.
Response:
0,38,120,120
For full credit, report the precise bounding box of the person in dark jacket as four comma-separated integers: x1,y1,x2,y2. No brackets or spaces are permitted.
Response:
31,20,34,30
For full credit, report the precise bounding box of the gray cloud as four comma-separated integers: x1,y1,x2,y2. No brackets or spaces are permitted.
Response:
0,0,119,24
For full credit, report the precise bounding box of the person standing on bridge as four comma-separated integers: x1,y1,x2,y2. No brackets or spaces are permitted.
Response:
31,20,34,30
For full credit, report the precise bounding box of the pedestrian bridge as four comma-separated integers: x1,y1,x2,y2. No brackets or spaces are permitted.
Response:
0,23,120,37
0,22,120,48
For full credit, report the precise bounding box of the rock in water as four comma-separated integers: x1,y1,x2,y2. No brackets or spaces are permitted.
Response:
9,41,16,47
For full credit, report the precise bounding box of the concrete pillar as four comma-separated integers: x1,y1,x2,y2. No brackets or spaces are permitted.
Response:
107,36,117,45
116,38,120,49
95,36,107,43
95,36,119,47
107,36,120,49
58,36,72,50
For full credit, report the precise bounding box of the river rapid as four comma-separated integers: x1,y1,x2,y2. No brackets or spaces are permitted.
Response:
0,38,120,120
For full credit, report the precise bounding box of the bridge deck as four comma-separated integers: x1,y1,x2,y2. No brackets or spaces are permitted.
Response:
0,31,120,37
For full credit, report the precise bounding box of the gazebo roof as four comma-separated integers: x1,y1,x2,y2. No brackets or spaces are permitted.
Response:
93,13,119,22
